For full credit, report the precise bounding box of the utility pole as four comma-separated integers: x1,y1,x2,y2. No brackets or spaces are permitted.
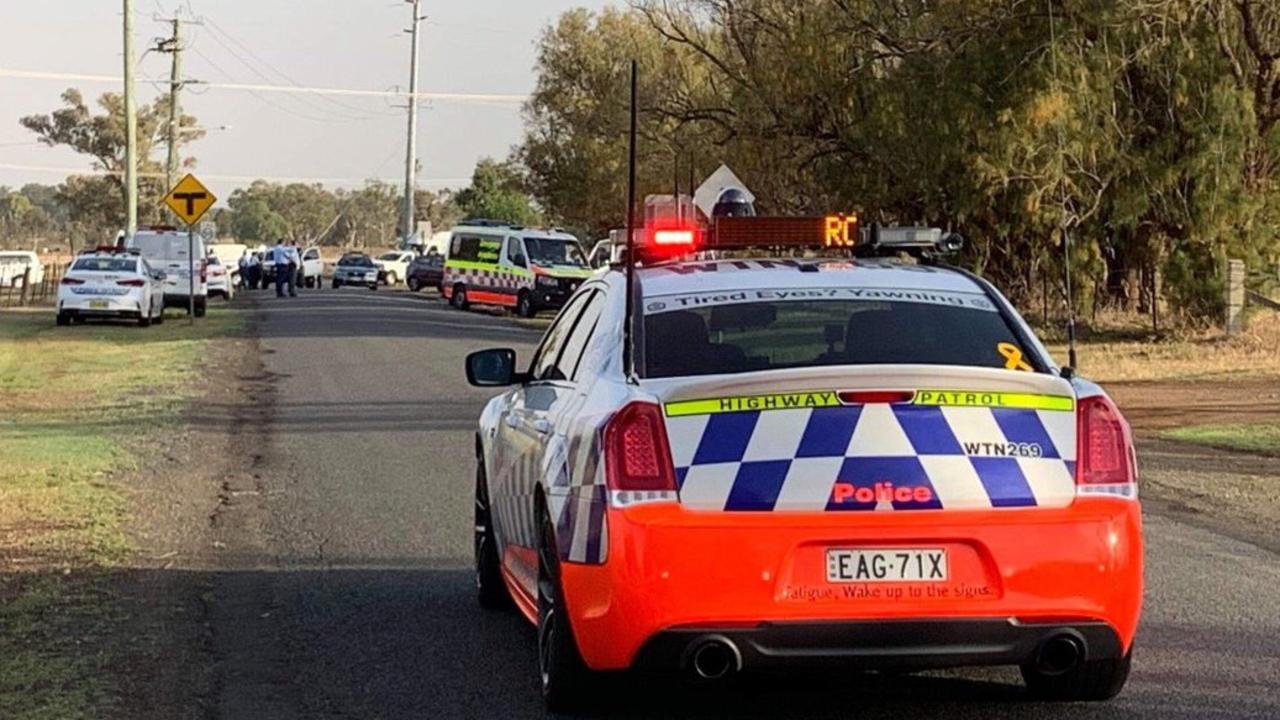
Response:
160,17,183,194
402,0,424,245
123,0,138,235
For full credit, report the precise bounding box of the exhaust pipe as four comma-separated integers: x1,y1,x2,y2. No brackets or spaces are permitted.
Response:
1034,633,1085,676
684,636,742,682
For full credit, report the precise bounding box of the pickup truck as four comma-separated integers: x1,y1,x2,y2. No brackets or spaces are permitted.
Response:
260,246,324,289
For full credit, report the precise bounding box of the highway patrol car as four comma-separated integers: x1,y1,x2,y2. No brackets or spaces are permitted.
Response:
442,221,592,317
57,246,166,327
466,209,1143,710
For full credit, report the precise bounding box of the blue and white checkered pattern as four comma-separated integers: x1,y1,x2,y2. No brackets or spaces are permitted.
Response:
666,404,1077,511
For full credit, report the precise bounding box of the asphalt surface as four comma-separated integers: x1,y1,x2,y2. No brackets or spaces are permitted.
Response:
205,287,1280,719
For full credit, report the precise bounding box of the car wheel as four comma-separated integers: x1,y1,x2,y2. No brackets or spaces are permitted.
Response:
537,505,595,712
194,298,207,318
1022,647,1132,702
332,279,341,289
407,277,421,292
138,312,151,327
154,306,165,325
369,282,378,291
516,291,534,318
474,461,509,610
56,312,70,327
450,284,469,310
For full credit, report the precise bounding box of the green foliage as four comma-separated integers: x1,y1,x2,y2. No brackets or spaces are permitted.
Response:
517,1,1280,323
454,158,543,226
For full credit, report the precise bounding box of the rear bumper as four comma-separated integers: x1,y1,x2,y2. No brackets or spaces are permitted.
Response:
560,498,1143,671
633,618,1123,672
59,296,141,316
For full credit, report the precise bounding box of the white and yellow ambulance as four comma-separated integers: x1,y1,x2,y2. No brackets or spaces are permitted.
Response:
442,221,593,317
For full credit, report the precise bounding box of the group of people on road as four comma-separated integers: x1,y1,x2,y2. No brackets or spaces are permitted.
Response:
237,241,305,298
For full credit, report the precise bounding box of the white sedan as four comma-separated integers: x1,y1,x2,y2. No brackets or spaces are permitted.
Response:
206,255,235,300
57,249,166,327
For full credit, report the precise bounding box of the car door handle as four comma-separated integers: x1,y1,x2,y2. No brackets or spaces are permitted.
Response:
532,419,553,435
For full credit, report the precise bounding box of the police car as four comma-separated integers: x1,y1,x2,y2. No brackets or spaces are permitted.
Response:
57,247,166,326
465,206,1142,710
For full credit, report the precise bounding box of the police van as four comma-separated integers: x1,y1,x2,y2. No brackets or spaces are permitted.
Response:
442,221,592,317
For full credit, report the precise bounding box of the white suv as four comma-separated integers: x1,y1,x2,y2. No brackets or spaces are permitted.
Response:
375,250,415,286
126,227,208,316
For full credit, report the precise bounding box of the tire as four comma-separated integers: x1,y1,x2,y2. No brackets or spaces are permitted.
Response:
332,279,341,289
369,283,378,291
138,313,151,327
537,506,596,712
407,277,421,292
450,284,469,310
56,312,70,327
154,306,165,325
515,291,535,318
194,298,207,318
1022,649,1132,702
474,461,509,610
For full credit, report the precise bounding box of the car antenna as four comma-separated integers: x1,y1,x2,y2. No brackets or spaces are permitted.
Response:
622,59,639,383
1062,225,1078,377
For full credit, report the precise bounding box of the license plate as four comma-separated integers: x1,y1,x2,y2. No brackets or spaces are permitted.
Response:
89,300,109,309
826,548,947,583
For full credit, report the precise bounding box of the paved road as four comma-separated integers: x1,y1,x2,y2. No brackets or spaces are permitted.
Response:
205,288,1280,719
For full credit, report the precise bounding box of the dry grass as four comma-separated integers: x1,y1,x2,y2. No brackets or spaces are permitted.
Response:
1044,310,1280,382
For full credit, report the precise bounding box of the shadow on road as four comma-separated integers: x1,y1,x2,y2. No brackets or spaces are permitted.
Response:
7,565,1275,720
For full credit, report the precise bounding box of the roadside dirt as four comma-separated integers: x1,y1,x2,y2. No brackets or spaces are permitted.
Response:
54,300,271,720
1109,380,1280,555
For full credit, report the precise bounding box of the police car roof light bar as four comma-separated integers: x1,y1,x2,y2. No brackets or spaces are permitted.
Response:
622,59,639,381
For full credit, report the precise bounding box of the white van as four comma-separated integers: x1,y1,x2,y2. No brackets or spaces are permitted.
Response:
126,227,208,316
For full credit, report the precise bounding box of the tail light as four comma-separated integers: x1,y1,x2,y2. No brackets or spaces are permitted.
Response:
604,401,677,492
60,277,85,285
1076,395,1136,486
116,279,146,287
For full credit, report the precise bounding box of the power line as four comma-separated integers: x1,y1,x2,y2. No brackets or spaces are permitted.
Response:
0,162,468,187
0,68,527,105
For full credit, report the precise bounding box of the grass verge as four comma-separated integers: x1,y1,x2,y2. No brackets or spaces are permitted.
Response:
1162,422,1280,455
0,306,241,719
1043,310,1280,382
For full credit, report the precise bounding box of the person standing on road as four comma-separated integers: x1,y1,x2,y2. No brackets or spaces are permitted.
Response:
239,249,260,290
272,240,292,298
284,242,301,297
290,242,305,293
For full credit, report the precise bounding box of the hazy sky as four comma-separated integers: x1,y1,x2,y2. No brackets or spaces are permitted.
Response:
0,0,616,200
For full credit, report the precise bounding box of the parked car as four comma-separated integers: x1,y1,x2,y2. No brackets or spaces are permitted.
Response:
332,252,379,290
260,245,323,289
207,243,247,287
125,226,207,317
0,250,44,288
405,253,444,292
375,250,415,286
206,255,234,300
57,247,165,327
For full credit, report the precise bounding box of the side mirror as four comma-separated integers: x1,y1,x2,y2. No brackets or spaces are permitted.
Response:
466,348,526,387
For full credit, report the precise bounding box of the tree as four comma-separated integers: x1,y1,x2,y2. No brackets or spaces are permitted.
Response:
454,158,543,226
337,181,399,247
20,88,203,227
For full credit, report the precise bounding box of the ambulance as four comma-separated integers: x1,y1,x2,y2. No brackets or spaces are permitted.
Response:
441,221,592,317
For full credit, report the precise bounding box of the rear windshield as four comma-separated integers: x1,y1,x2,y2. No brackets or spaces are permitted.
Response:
378,252,402,261
72,257,138,273
643,298,1034,378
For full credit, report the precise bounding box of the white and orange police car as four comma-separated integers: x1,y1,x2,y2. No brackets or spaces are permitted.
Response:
465,208,1142,710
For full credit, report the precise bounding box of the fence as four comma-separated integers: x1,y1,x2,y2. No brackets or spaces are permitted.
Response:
0,260,66,308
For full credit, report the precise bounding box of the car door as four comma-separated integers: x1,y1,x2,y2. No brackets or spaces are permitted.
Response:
499,236,529,303
302,248,321,278
491,290,594,593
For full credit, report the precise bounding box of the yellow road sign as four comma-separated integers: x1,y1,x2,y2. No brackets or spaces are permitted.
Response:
163,173,216,226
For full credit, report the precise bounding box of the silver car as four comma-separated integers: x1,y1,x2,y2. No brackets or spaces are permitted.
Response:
331,253,379,291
